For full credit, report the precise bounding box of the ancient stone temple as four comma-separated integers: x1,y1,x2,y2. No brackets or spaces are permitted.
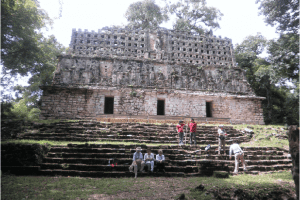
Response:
40,27,265,124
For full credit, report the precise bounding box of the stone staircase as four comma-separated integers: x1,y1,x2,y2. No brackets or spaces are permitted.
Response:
36,144,292,177
3,121,292,177
19,121,250,144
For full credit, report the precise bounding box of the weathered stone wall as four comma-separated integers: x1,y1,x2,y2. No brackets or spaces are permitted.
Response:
210,96,264,124
40,27,265,124
68,27,235,67
40,87,264,124
40,88,98,119
54,57,253,95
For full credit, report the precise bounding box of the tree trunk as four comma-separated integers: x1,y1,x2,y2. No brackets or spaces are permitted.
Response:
288,125,299,199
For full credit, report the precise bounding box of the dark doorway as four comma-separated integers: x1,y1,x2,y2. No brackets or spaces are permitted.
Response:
104,97,114,114
206,102,212,117
157,100,165,115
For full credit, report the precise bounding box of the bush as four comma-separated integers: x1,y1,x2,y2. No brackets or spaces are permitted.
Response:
2,142,51,166
10,99,41,121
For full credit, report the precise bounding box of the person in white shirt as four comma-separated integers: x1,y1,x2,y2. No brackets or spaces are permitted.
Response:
229,141,247,174
218,125,227,154
156,149,165,173
144,149,155,172
129,147,145,178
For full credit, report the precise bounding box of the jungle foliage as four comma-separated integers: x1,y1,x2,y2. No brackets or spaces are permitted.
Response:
235,0,299,125
1,0,65,120
125,0,223,33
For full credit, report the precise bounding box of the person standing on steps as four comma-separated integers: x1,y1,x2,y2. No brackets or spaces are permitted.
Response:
144,148,155,173
156,149,165,173
188,118,197,146
176,120,185,145
129,147,145,178
229,141,247,174
218,125,227,154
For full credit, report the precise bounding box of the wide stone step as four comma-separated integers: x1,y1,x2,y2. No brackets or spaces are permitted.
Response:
245,159,292,165
46,146,287,157
43,157,133,165
38,162,292,178
38,169,201,177
238,164,292,171
19,135,248,144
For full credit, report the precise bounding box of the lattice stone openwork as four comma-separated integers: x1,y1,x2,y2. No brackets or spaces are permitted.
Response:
39,27,265,125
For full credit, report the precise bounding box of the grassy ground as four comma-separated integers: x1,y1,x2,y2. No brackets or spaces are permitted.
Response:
1,170,295,200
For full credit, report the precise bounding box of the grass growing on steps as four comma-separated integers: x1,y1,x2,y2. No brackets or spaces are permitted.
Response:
1,170,295,200
1,139,208,147
231,124,289,149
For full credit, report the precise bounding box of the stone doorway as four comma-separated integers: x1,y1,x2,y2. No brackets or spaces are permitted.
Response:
157,100,165,115
206,101,212,117
104,97,114,114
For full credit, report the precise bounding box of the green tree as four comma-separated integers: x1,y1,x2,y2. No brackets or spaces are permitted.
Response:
256,0,299,33
1,0,51,78
1,0,65,97
10,99,41,121
260,33,299,86
125,0,168,29
254,0,299,125
255,0,299,86
165,0,223,34
235,34,298,125
1,0,65,121
13,35,65,107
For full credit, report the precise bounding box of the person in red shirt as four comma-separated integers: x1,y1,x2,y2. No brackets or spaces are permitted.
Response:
176,120,185,145
188,118,197,146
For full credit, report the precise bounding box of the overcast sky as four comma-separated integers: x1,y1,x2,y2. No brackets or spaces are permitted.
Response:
39,0,279,48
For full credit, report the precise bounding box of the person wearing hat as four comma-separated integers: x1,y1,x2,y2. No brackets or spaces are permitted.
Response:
188,118,197,146
129,147,145,178
156,149,165,173
218,125,227,154
229,140,247,174
176,120,185,145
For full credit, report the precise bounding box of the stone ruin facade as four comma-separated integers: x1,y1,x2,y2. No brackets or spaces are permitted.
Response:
40,27,265,124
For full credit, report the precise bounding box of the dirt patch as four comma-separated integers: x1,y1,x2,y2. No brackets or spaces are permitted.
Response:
85,177,197,199
84,177,297,200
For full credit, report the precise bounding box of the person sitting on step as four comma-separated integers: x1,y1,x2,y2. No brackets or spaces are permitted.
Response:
218,125,227,154
129,147,145,178
144,148,155,173
229,140,247,174
156,149,165,173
